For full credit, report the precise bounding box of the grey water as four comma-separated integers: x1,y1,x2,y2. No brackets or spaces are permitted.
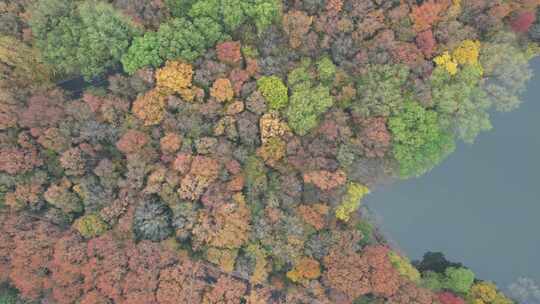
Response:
367,58,540,288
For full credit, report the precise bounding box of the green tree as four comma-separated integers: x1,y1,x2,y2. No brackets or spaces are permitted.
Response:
431,64,493,143
316,57,336,84
168,0,281,33
286,82,333,135
421,271,444,291
121,17,227,73
120,33,162,74
443,267,475,294
352,64,410,117
257,75,288,110
480,32,532,113
31,0,138,79
388,101,455,178
285,61,334,135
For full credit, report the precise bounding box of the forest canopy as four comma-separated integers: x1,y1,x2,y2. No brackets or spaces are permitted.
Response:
1,0,539,303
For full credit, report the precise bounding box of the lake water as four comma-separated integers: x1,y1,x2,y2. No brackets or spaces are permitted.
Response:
367,58,540,288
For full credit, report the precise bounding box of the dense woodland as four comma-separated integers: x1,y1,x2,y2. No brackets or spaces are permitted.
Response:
1,0,540,303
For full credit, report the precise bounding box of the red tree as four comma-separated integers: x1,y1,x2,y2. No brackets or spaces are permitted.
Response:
438,292,466,304
510,11,536,33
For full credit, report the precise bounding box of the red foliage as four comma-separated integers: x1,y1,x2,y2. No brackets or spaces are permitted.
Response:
49,233,88,304
323,245,371,300
438,292,466,304
410,0,450,32
390,279,437,304
82,234,128,303
121,241,178,304
355,117,392,158
303,170,347,191
363,246,401,297
202,275,247,304
216,41,242,65
156,260,207,304
116,130,150,154
326,0,343,15
229,68,250,95
9,218,61,301
17,90,65,132
0,146,42,174
510,11,536,33
0,214,15,283
416,30,437,58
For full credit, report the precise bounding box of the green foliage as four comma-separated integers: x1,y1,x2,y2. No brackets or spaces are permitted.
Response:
73,213,109,238
257,76,288,110
356,220,375,247
316,57,336,84
286,82,333,135
122,17,227,73
31,0,138,79
244,0,282,33
244,155,268,216
120,33,162,75
28,0,76,41
443,267,475,294
165,0,198,18
285,60,335,135
0,285,18,304
388,101,456,179
353,64,410,117
167,0,281,33
421,271,445,292
431,64,492,143
480,32,532,112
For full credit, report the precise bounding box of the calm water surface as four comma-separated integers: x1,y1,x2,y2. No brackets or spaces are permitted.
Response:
367,58,540,287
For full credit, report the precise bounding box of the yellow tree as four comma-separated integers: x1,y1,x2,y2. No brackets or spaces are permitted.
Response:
132,89,166,126
155,60,193,94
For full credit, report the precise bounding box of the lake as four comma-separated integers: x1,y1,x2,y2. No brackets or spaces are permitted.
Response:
367,58,540,288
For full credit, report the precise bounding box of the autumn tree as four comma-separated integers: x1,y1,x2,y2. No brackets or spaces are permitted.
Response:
155,60,194,95
132,89,167,126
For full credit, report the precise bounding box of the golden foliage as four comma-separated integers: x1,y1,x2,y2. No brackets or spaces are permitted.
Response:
452,40,481,66
434,51,458,75
132,89,166,126
210,78,234,102
287,257,321,283
256,137,286,167
193,193,251,250
206,248,238,273
336,183,370,222
468,282,513,304
0,35,52,86
155,60,193,94
245,244,269,285
259,111,291,144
